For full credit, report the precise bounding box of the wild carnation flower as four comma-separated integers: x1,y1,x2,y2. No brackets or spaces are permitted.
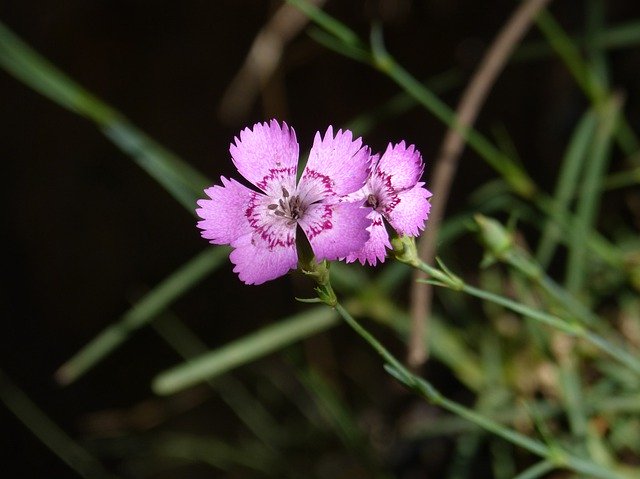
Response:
196,120,372,285
345,141,432,265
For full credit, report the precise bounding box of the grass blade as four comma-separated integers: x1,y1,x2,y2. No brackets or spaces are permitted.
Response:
56,248,229,385
536,109,598,267
535,10,639,157
0,369,119,479
151,313,285,449
153,306,339,395
0,20,210,211
565,95,621,293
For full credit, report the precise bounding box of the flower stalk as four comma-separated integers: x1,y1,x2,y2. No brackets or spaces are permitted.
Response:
402,251,640,376
331,300,626,479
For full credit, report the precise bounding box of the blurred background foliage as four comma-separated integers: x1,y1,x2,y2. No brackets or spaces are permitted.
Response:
2,0,640,478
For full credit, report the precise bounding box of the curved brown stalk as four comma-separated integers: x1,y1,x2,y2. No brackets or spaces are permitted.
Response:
408,0,553,368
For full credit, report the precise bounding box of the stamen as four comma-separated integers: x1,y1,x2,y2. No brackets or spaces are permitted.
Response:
270,188,307,226
367,194,379,209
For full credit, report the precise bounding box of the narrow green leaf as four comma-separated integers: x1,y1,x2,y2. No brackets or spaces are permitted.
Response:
56,247,229,385
152,313,286,451
0,369,119,479
103,121,209,212
0,20,116,124
345,69,462,138
514,20,640,62
511,460,555,479
307,27,371,63
0,20,210,212
286,0,362,47
536,109,598,267
153,306,339,395
565,95,621,293
536,11,639,157
152,433,277,472
586,0,610,90
294,367,388,477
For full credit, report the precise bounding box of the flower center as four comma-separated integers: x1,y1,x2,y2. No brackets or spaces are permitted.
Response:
268,187,306,226
366,193,379,210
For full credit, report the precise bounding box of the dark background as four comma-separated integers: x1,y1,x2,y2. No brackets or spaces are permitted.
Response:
2,1,640,477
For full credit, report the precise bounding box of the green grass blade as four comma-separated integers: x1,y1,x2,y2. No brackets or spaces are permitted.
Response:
103,121,209,212
597,19,640,49
294,1,625,272
345,68,462,137
0,369,119,479
565,95,621,293
535,11,603,104
511,460,555,479
536,11,639,157
0,20,116,123
151,433,277,473
536,109,598,267
460,281,640,375
294,366,390,477
514,19,640,62
307,26,372,63
370,43,535,198
603,164,640,191
0,20,210,211
286,0,362,47
292,0,535,197
153,306,339,395
415,257,640,375
151,313,285,449
56,247,229,385
336,305,625,479
586,0,610,90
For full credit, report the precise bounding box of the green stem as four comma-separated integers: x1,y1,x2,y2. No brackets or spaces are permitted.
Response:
371,49,535,198
332,304,624,479
413,259,640,376
291,1,626,272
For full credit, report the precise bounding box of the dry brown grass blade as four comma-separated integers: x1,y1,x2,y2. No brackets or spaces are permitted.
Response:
218,0,327,124
408,0,553,368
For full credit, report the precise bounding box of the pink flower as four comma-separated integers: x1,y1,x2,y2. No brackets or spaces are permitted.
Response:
345,141,432,266
196,120,372,285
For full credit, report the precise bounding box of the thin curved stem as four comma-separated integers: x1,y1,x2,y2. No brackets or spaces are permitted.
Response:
332,303,625,479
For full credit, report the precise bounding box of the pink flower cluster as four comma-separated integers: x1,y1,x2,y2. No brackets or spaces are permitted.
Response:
196,120,432,284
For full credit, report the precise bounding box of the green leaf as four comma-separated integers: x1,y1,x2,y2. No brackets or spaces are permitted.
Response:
0,20,210,212
56,248,229,385
153,306,339,395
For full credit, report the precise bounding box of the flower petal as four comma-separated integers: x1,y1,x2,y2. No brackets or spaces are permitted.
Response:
230,119,298,196
301,126,370,197
229,233,297,285
376,141,424,191
346,211,391,266
196,176,254,244
386,182,432,236
299,202,371,261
